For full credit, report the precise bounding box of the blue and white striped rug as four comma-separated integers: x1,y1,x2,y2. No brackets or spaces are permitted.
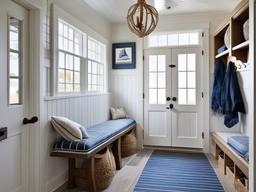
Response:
134,151,224,192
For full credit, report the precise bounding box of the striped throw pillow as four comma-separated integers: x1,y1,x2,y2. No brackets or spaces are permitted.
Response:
51,116,88,141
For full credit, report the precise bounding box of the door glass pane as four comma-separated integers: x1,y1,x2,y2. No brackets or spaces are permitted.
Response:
9,78,20,104
9,18,19,51
187,54,196,71
9,52,19,77
178,89,187,105
8,17,22,105
178,54,187,71
158,72,166,88
158,89,166,104
149,73,157,88
188,89,196,105
187,72,196,88
178,72,187,88
158,55,166,71
149,56,157,71
149,89,157,104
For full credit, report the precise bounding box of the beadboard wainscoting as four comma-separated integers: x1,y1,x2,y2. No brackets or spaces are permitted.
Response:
44,93,110,192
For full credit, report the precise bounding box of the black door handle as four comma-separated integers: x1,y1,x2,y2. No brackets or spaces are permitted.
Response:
23,116,38,125
172,97,177,102
166,97,171,101
169,104,174,109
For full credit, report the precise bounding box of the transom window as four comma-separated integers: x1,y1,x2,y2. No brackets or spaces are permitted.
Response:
57,19,106,94
148,32,200,48
178,53,196,105
8,16,22,105
148,55,166,105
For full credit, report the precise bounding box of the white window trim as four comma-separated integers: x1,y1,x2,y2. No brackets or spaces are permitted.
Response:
51,4,108,96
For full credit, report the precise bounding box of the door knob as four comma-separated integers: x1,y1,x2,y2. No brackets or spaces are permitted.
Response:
169,104,174,109
172,97,177,102
23,116,38,125
166,97,171,101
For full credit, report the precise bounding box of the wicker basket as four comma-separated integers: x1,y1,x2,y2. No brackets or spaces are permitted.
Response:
121,130,137,157
94,147,116,190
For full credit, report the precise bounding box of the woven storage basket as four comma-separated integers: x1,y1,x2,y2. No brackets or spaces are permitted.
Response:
121,130,137,157
94,147,116,190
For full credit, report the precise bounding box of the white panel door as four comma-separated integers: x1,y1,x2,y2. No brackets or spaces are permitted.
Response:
171,48,203,148
144,49,172,146
0,1,29,192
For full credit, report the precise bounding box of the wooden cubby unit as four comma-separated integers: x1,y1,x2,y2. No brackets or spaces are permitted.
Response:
214,0,249,66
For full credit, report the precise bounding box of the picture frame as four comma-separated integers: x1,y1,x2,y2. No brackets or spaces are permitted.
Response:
112,42,136,69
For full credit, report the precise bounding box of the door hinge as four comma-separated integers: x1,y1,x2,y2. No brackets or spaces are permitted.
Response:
202,132,205,139
202,50,204,55
202,32,205,37
202,92,204,98
143,93,145,99
143,55,145,61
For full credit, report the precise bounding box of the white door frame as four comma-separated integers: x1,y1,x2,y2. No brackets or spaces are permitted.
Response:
142,28,210,152
14,1,44,192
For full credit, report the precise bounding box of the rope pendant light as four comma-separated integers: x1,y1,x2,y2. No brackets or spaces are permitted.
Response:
127,0,159,38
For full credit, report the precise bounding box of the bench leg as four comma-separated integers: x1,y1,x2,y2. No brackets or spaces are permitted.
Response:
113,138,122,170
87,157,96,192
68,158,76,188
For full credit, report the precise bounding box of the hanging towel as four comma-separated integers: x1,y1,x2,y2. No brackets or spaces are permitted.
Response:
221,62,246,128
211,59,225,113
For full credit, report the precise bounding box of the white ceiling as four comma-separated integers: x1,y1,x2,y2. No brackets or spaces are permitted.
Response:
84,0,240,23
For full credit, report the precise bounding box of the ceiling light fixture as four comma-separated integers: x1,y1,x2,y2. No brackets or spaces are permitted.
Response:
127,0,159,38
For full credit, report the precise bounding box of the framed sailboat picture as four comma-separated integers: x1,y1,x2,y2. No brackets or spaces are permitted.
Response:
112,42,136,69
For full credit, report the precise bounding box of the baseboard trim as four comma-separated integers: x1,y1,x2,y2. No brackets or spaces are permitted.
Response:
143,145,204,153
52,182,68,192
47,171,68,192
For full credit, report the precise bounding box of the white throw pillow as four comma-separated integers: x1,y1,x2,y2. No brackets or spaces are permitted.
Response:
110,107,128,120
51,116,88,141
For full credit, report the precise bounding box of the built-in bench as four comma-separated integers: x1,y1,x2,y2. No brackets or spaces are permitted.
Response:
51,118,136,192
211,132,249,191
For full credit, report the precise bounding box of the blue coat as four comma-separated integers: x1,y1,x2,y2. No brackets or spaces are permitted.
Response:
211,59,225,113
221,62,246,128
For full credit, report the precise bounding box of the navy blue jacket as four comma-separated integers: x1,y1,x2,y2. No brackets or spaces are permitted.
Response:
211,59,225,113
221,62,246,128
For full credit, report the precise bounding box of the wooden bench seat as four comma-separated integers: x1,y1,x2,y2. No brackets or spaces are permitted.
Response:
51,119,136,192
211,132,248,177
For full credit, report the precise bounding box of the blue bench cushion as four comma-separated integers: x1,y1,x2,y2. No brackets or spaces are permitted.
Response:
53,118,136,152
227,136,249,161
